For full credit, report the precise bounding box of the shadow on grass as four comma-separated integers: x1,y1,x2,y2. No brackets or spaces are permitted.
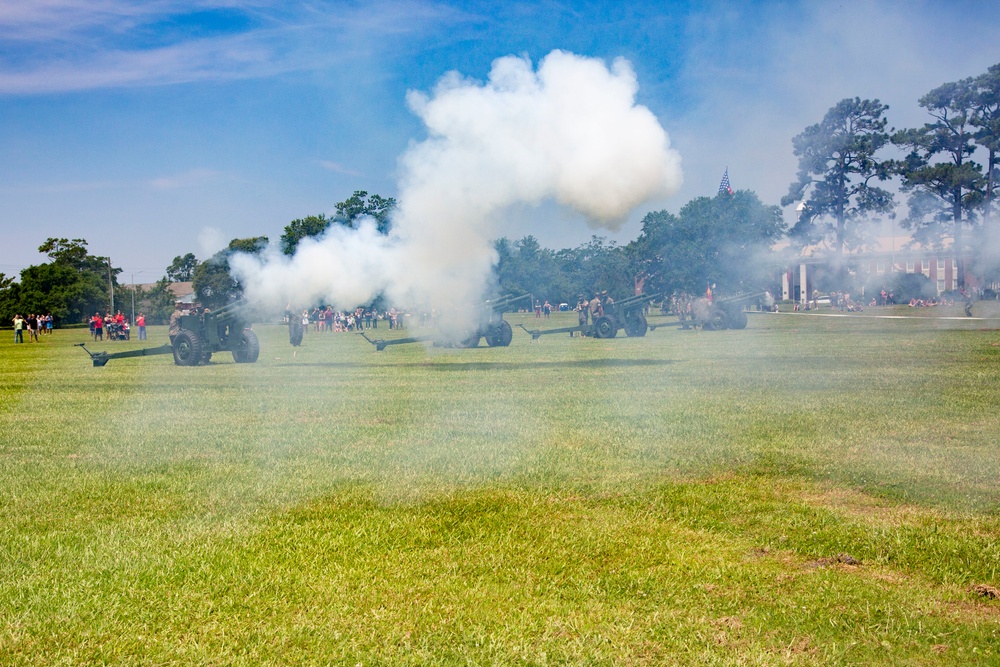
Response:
421,358,675,371
274,359,676,371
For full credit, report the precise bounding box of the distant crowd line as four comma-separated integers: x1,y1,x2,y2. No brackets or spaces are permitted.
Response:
291,306,407,333
88,311,147,341
10,314,53,343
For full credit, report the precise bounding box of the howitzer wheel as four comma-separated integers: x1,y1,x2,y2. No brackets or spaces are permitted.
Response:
593,316,618,339
456,333,481,349
233,329,260,363
486,320,514,347
704,308,728,331
728,308,748,330
624,314,648,337
172,330,204,366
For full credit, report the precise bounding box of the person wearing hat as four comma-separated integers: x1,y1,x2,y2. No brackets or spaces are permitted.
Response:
168,301,186,344
574,297,588,336
588,291,603,323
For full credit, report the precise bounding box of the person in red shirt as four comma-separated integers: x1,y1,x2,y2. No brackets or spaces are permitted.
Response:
92,313,103,341
136,313,146,340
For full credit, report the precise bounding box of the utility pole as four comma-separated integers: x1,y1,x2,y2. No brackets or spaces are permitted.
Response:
130,271,143,325
107,257,114,314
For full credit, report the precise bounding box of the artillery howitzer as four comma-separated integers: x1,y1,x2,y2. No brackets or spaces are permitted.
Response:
77,300,260,367
359,293,530,351
651,291,767,332
519,292,661,340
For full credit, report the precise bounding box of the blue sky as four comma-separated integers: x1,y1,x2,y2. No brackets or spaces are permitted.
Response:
2,0,999,280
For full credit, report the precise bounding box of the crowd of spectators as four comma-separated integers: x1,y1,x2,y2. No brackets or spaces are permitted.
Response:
11,314,52,343
89,311,132,341
298,306,407,334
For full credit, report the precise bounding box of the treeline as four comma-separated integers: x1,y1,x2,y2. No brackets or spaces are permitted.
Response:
0,238,172,328
5,62,998,323
497,190,785,304
782,63,1000,288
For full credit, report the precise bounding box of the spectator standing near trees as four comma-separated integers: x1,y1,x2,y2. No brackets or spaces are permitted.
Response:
91,312,103,341
13,314,24,343
27,314,39,342
136,313,146,340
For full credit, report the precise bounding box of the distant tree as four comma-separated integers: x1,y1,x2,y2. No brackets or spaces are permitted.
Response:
335,191,396,233
893,78,985,288
129,277,176,325
0,272,19,323
970,64,1000,283
165,253,198,282
281,215,333,255
279,192,396,256
192,236,268,308
630,191,786,296
8,238,118,323
494,236,568,303
555,237,632,301
781,98,895,272
972,64,1000,224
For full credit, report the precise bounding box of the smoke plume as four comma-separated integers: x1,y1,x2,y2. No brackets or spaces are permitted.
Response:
232,50,683,326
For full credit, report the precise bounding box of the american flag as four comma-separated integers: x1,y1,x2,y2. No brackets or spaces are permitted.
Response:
718,168,733,195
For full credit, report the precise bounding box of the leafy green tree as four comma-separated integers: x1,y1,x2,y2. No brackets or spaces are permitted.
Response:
494,236,570,303
281,215,333,255
970,64,1000,283
781,98,895,268
972,64,1000,223
165,253,198,282
10,238,118,323
124,278,176,325
335,191,396,233
0,273,20,323
629,191,786,296
192,236,268,308
893,78,985,288
555,237,632,301
280,192,397,256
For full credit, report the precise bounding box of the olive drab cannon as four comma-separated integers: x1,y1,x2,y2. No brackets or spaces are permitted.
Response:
77,300,260,367
650,291,767,332
359,293,530,351
519,292,661,341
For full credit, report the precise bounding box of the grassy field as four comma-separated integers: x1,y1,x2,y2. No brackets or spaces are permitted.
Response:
2,307,1000,665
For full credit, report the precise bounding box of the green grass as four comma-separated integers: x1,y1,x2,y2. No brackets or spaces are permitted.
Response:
2,309,999,665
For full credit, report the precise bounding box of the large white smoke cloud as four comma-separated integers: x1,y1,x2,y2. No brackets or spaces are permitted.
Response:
232,50,683,325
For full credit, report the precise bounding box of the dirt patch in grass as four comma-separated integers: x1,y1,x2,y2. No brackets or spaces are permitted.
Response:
972,584,1000,600
804,553,861,569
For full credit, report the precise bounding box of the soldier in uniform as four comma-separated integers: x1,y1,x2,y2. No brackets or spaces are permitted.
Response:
601,290,614,318
168,301,186,344
588,291,602,323
574,296,588,336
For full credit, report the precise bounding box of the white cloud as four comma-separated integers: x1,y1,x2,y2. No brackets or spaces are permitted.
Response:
0,0,469,94
147,168,224,190
315,160,363,176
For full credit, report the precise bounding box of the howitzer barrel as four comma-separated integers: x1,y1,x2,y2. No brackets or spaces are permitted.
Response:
714,291,767,305
211,299,250,319
614,292,662,311
484,293,530,312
